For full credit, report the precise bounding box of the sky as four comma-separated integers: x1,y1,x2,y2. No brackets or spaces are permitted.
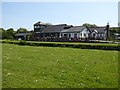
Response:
1,1,119,31
119,1,120,26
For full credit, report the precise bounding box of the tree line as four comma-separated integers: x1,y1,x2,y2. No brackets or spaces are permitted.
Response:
0,27,32,39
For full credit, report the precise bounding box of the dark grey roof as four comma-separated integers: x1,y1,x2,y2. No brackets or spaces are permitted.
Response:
88,27,106,33
64,25,73,29
61,26,85,33
41,24,67,33
34,21,46,25
15,32,31,36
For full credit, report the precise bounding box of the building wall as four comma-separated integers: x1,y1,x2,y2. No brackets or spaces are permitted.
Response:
34,25,47,32
91,32,106,40
60,28,90,39
80,28,90,38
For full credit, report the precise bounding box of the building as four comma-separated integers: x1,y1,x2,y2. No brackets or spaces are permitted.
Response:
60,26,90,41
114,33,120,40
34,21,47,33
33,21,109,41
41,24,68,38
88,23,110,40
89,27,108,40
15,32,31,40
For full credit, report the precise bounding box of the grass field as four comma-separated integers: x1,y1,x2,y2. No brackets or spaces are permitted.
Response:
2,43,118,88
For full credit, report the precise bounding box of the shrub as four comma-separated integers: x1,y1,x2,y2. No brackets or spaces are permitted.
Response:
1,40,119,51
19,40,27,45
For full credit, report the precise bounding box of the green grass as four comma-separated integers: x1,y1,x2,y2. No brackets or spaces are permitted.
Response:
2,43,118,88
0,42,2,89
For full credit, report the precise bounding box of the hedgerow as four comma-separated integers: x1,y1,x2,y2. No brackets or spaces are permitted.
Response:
1,40,119,51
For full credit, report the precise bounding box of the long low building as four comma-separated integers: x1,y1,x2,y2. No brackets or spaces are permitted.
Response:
32,21,109,41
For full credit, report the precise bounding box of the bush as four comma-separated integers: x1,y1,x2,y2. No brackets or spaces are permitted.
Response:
29,43,36,46
19,40,27,45
1,40,119,51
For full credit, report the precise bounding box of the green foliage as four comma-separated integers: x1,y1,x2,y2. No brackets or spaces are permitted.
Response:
1,28,15,39
6,28,15,39
1,27,29,40
45,22,52,26
0,28,4,39
1,40,119,51
82,23,97,28
19,40,27,45
110,27,120,33
2,43,118,88
16,27,28,33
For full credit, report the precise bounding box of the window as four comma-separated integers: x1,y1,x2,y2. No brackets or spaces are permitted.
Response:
80,33,82,36
69,34,71,37
37,26,40,28
74,33,77,38
102,33,104,37
35,26,39,28
64,34,67,37
84,33,86,37
41,26,44,28
93,33,96,38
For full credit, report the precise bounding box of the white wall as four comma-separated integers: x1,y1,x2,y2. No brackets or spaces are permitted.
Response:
60,28,90,39
80,28,90,38
91,31,106,40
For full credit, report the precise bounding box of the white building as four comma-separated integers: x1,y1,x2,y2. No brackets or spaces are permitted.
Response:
60,26,91,40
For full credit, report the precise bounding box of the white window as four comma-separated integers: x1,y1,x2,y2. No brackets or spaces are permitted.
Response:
35,26,39,28
37,26,39,28
102,33,104,37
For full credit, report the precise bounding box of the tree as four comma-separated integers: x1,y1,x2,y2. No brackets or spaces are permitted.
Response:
6,28,15,39
45,22,52,26
0,28,15,39
16,27,28,33
82,23,97,28
0,28,8,39
0,28,4,39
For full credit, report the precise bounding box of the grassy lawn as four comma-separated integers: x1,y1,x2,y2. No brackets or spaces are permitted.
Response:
2,43,118,88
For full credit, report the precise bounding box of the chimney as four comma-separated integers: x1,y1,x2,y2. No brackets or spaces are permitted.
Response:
106,23,110,40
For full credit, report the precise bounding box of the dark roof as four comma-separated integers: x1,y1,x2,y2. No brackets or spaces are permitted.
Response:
15,32,31,36
41,24,67,33
88,27,106,33
34,21,46,25
61,26,85,33
64,25,73,29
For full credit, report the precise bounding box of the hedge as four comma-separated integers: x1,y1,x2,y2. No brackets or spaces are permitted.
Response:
1,40,120,51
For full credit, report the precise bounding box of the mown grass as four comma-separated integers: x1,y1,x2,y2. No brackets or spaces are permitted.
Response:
2,43,118,88
0,42,2,89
